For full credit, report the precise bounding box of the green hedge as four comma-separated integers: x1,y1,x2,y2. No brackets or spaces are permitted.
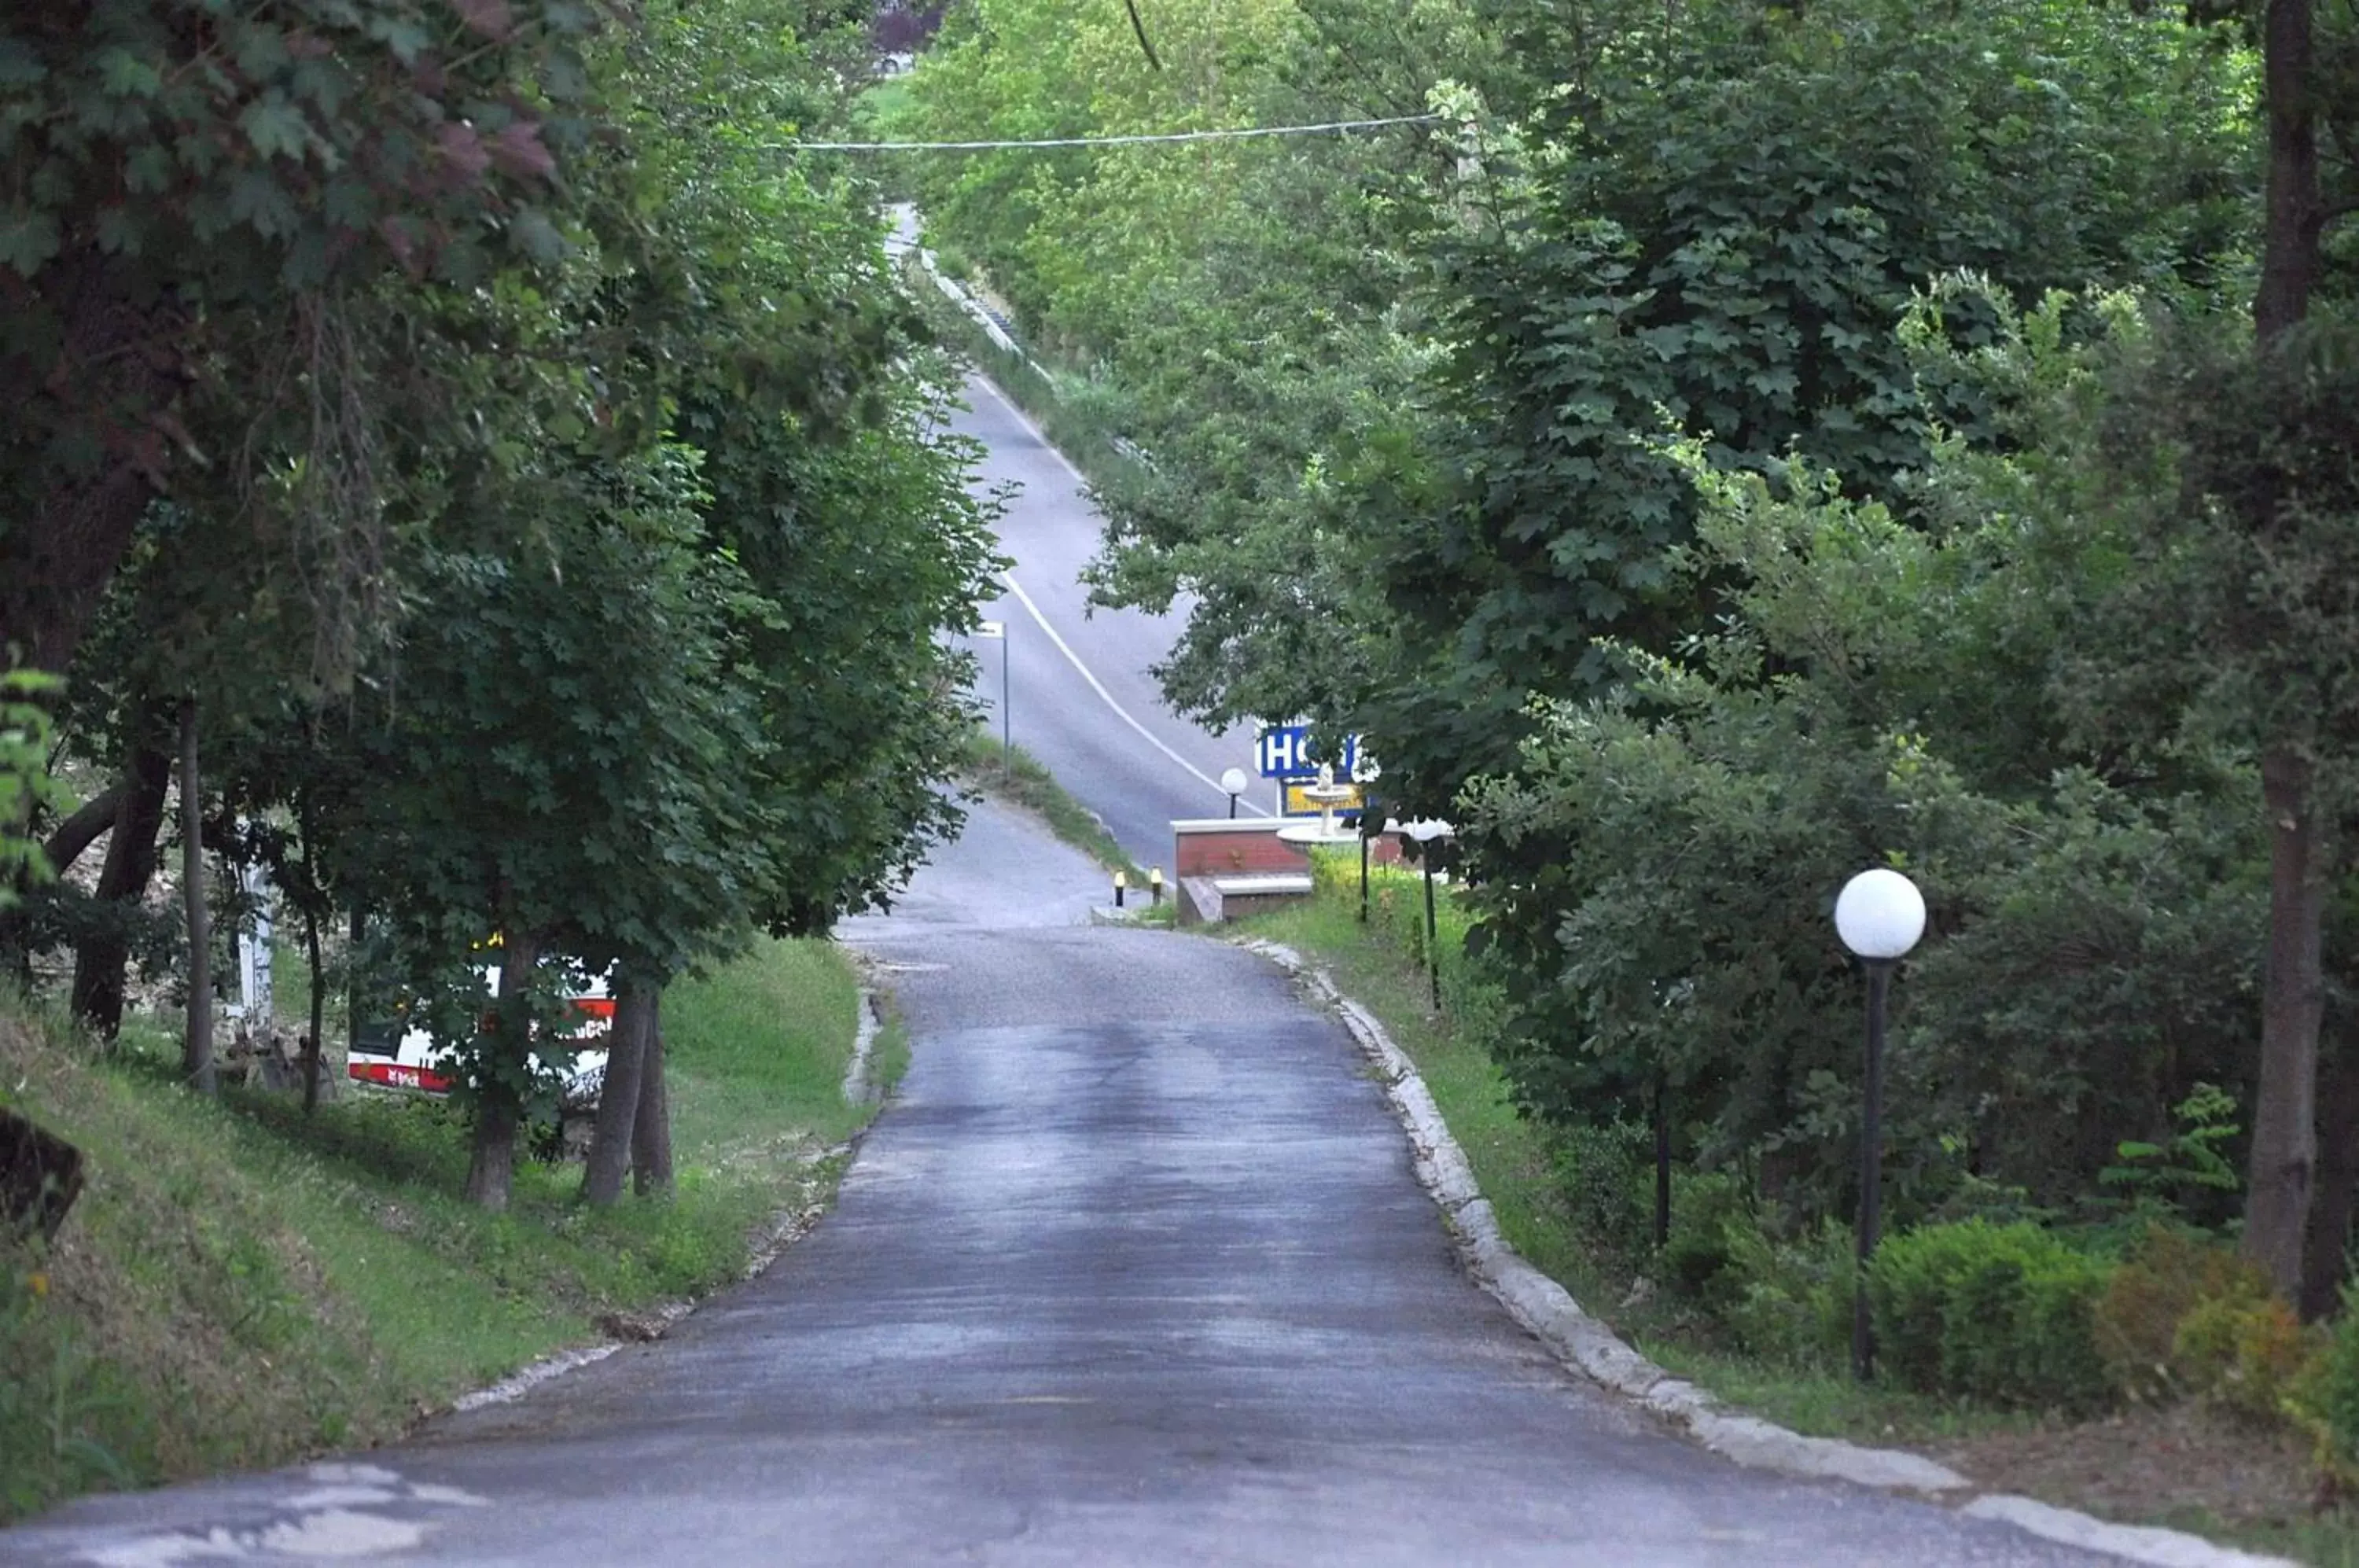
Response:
1867,1218,2114,1412
1301,845,2145,1420
2293,1283,2359,1491
1305,850,1505,1037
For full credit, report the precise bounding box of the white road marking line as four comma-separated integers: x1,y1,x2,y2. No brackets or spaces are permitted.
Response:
973,373,1091,490
997,570,1266,815
973,373,1272,819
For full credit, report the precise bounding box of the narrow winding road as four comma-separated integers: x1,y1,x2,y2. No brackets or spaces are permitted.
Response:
6,804,2111,1565
1,376,2135,1565
955,374,1270,872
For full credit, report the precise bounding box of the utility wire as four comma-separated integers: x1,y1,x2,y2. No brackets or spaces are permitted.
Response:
775,113,1441,153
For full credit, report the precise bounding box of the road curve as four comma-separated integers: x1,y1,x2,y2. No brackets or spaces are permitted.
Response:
4,809,2114,1566
956,375,1272,874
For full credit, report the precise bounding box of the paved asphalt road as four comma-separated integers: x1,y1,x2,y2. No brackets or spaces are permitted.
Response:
2,375,2133,1566
6,809,2115,1566
954,374,1275,873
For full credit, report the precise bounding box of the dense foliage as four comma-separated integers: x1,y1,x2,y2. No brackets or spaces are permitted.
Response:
4,0,997,1209
9,0,2359,1481
898,0,2359,1444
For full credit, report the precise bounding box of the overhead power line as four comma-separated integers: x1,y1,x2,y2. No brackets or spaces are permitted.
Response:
777,113,1442,153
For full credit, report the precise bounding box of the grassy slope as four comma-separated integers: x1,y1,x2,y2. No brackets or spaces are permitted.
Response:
1233,871,2357,1567
962,731,1146,885
900,250,1147,513
1,936,895,1522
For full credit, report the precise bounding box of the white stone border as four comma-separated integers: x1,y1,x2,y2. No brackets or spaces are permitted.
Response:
447,977,886,1418
1236,937,2295,1568
842,985,884,1106
449,1345,621,1413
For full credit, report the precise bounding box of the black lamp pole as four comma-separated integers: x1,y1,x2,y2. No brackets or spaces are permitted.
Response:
1852,958,1892,1382
1421,853,1441,1010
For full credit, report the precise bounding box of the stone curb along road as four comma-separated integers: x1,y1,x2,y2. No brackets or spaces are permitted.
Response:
841,980,885,1106
1234,938,2296,1568
451,980,889,1414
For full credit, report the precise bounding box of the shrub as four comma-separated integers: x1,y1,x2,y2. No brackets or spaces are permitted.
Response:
2098,1083,2243,1214
1662,1171,1750,1304
1719,1218,1855,1367
2173,1292,2317,1423
1549,1120,1654,1256
2091,1224,2279,1406
1868,1219,2114,1412
2289,1283,2359,1498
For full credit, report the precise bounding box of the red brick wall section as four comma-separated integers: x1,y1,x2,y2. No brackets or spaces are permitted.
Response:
1172,827,1408,878
1175,829,1304,878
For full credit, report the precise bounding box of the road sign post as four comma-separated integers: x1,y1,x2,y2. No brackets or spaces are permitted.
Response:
977,620,1008,775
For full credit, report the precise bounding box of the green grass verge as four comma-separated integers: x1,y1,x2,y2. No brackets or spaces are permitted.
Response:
0,935,883,1523
900,252,1149,510
1228,865,2358,1565
1230,862,2064,1445
2159,1512,2359,1568
963,730,1144,884
854,75,912,136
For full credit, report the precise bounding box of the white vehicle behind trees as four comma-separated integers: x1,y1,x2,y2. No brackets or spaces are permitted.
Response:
347,961,613,1108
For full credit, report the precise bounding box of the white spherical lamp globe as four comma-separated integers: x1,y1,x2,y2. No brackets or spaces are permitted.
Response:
1834,868,1926,960
1220,766,1249,797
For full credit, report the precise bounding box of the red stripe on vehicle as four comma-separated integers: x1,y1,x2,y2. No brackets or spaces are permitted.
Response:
347,1061,454,1094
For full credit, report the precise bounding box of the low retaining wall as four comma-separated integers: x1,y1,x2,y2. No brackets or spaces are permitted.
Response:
1171,817,1406,880
1171,819,1407,926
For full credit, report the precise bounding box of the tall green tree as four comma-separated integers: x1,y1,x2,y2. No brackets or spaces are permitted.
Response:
2230,0,2359,1300
1371,0,2254,816
327,444,772,1209
1,0,601,684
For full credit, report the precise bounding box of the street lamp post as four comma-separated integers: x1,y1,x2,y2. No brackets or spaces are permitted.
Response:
1402,819,1453,1011
1358,828,1371,924
1833,867,1926,1383
1221,767,1248,820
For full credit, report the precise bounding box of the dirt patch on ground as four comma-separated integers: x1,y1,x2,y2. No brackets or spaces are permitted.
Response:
1940,1402,2328,1538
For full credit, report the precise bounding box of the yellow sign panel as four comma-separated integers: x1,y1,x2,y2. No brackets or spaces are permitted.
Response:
1283,782,1364,816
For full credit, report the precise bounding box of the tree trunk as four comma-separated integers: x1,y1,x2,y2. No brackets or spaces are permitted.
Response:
2253,0,2320,345
296,793,326,1114
0,783,120,981
178,698,215,1095
2239,0,2329,1301
581,977,655,1206
302,900,325,1115
463,1098,519,1213
345,905,367,1058
70,736,170,1036
1653,1075,1672,1250
0,246,185,682
2244,745,2324,1297
40,786,121,878
2302,1023,2359,1320
631,989,672,1198
464,929,538,1211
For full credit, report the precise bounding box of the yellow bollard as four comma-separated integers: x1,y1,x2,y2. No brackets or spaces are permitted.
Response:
1149,867,1165,906
1113,870,1127,908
